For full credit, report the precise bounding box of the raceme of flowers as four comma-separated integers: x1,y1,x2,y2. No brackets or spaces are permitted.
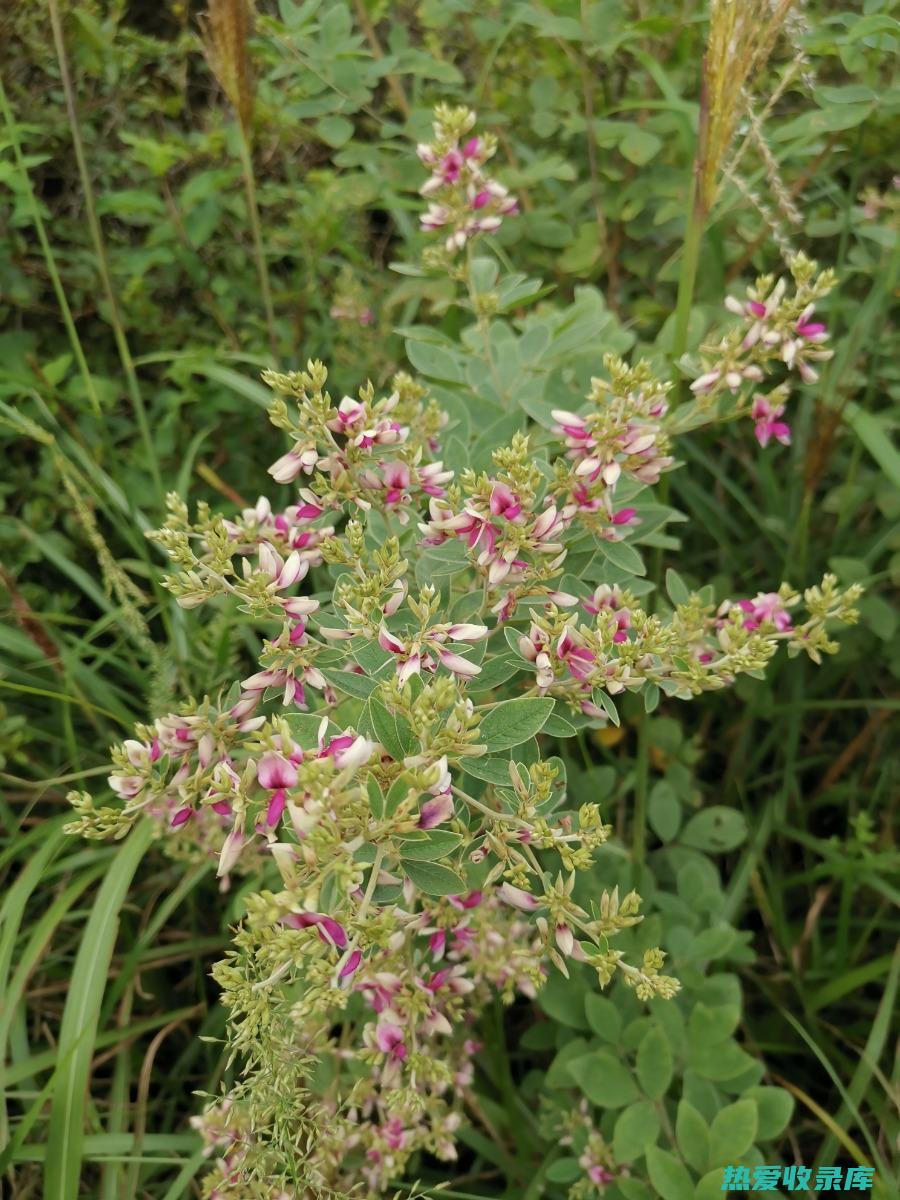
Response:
417,104,519,262
66,109,861,1200
687,252,835,448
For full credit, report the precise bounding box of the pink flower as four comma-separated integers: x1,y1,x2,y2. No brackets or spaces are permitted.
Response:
588,1165,614,1185
419,792,454,829
795,305,828,342
440,149,464,182
734,592,793,633
375,1022,407,1061
751,393,791,448
498,882,540,911
283,911,348,949
446,622,489,642
434,647,481,678
217,829,245,878
555,924,575,957
490,483,522,521
690,370,721,395
269,448,307,484
265,788,287,827
611,507,637,526
317,726,374,770
257,752,298,791
557,628,596,681
339,949,362,979
428,929,446,959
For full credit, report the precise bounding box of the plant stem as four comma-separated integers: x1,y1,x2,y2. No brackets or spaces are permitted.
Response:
0,76,101,416
236,125,278,359
48,0,163,503
672,180,706,363
672,70,711,368
631,706,649,887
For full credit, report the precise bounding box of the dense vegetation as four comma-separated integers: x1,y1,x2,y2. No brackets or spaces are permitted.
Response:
1,3,897,1198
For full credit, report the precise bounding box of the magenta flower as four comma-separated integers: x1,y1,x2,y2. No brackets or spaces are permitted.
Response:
375,1022,407,1061
490,482,522,521
257,752,299,791
283,911,348,949
751,393,791,448
733,592,793,633
418,792,454,830
498,882,540,911
339,949,362,979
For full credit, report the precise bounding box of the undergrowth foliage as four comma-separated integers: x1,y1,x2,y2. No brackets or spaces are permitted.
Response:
66,108,862,1199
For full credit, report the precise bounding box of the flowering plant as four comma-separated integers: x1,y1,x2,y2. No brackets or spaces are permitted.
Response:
67,107,861,1199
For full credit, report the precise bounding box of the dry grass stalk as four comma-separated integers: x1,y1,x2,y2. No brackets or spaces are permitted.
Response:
200,0,255,136
700,0,798,211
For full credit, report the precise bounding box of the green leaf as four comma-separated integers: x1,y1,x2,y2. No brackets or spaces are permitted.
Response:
619,125,663,165
648,780,681,842
315,115,354,147
688,1003,741,1047
614,1099,661,1162
467,653,523,694
400,858,465,896
598,538,646,576
319,668,377,699
619,1181,653,1200
675,1099,710,1174
680,807,747,852
645,1146,695,1200
45,823,154,1200
636,1026,674,1099
283,712,336,748
584,994,622,1042
366,697,415,761
665,568,691,606
568,1050,639,1108
383,778,409,818
745,1086,794,1140
688,1039,757,1082
542,710,577,738
415,538,470,584
546,1158,582,1184
546,1038,592,1085
591,688,621,726
708,1099,758,1166
405,338,465,382
479,698,555,750
397,830,462,861
539,970,591,1031
461,756,514,786
367,776,385,820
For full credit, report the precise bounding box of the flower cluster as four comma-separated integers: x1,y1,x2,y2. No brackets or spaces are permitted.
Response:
549,357,673,530
417,104,518,260
265,365,449,525
66,109,863,1198
688,253,835,447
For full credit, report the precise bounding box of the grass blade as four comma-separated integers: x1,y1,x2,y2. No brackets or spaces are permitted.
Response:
43,821,154,1200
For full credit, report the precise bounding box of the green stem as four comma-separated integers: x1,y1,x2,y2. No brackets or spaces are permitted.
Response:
48,0,163,503
632,707,650,887
0,75,100,416
671,178,707,365
672,66,711,370
236,125,278,359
